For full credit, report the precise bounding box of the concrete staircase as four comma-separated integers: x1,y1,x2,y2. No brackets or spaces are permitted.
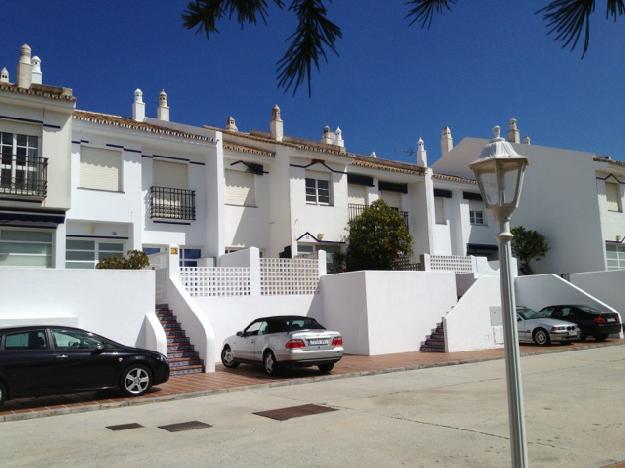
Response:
155,304,205,376
420,321,446,352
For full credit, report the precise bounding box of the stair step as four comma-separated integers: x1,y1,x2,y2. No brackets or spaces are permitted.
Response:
167,350,199,359
420,346,446,353
169,358,203,368
170,365,204,376
166,330,187,338
167,336,190,344
167,342,195,351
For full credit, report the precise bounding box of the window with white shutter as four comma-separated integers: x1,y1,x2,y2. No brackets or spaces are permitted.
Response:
348,184,366,205
153,160,188,189
80,147,122,192
225,169,255,206
469,199,486,225
379,190,401,209
435,197,446,224
606,182,622,212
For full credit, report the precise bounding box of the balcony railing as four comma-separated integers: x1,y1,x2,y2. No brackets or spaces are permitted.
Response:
0,155,48,198
348,203,409,229
150,186,196,221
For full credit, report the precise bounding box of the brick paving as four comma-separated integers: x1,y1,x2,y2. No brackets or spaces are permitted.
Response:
1,339,622,421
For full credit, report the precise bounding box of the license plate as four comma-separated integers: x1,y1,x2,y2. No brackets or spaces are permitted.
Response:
568,331,577,336
308,339,329,346
607,318,616,323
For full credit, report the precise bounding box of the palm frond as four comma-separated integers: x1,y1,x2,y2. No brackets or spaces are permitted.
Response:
538,0,596,56
276,0,342,96
405,0,456,29
607,0,625,18
182,0,284,37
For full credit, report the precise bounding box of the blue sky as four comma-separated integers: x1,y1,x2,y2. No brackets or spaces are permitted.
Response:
2,0,623,164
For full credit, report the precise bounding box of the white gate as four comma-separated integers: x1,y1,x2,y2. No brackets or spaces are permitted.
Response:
148,252,168,304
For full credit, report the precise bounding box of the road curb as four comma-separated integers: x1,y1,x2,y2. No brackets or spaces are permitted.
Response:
1,340,622,423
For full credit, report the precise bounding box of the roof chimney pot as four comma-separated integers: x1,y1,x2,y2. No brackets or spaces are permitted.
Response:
226,116,238,131
157,89,169,121
132,89,145,121
0,67,9,84
270,105,284,141
416,137,428,167
507,118,520,144
17,44,32,89
31,56,42,85
440,126,453,157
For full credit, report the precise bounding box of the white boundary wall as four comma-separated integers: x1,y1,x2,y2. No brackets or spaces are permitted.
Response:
321,271,457,355
0,269,165,354
444,276,503,352
569,270,625,316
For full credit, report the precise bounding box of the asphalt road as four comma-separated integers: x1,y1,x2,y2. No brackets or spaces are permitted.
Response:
1,345,624,468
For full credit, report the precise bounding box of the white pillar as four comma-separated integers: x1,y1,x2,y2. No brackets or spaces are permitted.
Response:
54,222,66,269
248,247,261,296
168,244,180,278
204,131,225,258
317,250,327,276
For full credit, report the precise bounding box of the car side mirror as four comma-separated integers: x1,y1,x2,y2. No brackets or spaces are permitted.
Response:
93,343,104,354
236,331,243,337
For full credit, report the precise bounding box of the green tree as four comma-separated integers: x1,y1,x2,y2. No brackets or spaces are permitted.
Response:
182,0,623,95
345,199,412,271
96,250,150,270
511,226,549,275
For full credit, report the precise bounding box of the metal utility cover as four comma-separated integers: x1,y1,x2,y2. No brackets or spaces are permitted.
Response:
106,423,144,431
158,421,212,432
254,404,337,421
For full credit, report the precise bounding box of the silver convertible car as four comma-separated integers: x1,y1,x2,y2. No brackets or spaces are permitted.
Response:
517,306,579,345
221,316,343,376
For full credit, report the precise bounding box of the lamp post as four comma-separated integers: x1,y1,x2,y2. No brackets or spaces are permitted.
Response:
469,125,530,468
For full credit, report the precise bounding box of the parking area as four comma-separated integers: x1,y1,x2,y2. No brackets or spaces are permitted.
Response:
0,339,622,422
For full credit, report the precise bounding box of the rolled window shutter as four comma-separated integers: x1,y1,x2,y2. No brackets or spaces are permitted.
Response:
348,184,366,205
80,147,122,191
225,169,255,206
153,160,188,189
379,190,400,208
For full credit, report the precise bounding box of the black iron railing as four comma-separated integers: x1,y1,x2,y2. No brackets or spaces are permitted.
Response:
150,186,196,220
0,155,48,198
348,203,409,229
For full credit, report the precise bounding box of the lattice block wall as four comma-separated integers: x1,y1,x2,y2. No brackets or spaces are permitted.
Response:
429,255,474,274
260,258,319,295
180,267,251,297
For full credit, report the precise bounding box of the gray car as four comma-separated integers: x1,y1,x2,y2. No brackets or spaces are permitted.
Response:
221,316,344,376
517,306,579,345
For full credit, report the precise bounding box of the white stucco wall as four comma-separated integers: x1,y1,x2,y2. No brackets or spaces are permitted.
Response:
0,269,164,353
321,271,457,355
568,270,625,316
444,275,503,352
595,172,625,244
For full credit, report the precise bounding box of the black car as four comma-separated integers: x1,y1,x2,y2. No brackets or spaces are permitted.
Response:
0,326,169,404
539,305,621,341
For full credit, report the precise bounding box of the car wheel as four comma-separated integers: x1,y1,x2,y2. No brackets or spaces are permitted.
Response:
263,350,279,376
579,334,586,342
594,334,608,342
533,328,551,346
121,364,152,397
0,380,6,405
318,363,334,374
221,346,240,368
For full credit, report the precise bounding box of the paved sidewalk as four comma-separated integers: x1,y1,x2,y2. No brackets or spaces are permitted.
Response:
0,339,622,422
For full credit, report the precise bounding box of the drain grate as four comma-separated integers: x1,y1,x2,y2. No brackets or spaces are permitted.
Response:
254,404,337,421
158,421,212,432
106,423,144,431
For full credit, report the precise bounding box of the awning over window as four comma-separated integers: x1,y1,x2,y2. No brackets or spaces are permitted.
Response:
0,208,65,227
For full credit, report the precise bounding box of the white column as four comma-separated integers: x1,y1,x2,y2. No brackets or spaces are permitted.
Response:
168,244,180,278
54,222,67,269
317,250,327,276
249,247,261,296
204,131,225,258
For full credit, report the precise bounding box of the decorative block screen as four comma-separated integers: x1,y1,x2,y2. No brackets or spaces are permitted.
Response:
260,258,319,295
180,267,250,297
429,255,474,274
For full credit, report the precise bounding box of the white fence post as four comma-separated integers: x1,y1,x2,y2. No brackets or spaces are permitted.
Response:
421,253,432,271
317,250,327,276
168,244,180,279
249,247,261,296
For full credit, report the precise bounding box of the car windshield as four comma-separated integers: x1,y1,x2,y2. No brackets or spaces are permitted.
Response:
577,305,600,314
517,307,549,320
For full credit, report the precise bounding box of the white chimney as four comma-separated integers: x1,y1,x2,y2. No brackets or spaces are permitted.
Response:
157,89,169,121
507,118,520,144
416,137,428,168
321,125,333,144
132,89,145,121
31,56,42,85
523,136,531,145
440,126,453,157
0,67,9,84
226,116,238,131
370,151,377,158
17,44,32,89
270,105,283,141
334,126,344,148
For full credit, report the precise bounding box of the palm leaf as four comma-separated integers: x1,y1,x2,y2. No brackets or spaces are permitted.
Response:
405,0,456,29
276,0,342,96
538,0,596,56
182,0,284,37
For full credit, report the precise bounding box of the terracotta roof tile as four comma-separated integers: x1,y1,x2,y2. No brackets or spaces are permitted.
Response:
73,110,217,142
594,156,625,168
0,82,75,102
223,141,274,158
349,154,426,175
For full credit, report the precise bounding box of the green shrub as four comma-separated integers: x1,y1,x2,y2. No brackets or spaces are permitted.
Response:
96,250,150,270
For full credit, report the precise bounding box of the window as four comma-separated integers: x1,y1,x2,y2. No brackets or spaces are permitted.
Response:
153,160,188,189
80,146,122,192
51,329,103,351
305,173,331,205
4,330,48,350
0,229,52,267
65,238,125,269
225,169,255,206
469,200,486,225
379,190,401,209
347,184,366,205
606,243,625,270
180,248,201,267
243,321,263,336
435,197,446,225
606,182,622,212
0,132,41,194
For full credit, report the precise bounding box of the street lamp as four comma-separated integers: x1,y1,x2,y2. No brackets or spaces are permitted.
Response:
469,125,530,468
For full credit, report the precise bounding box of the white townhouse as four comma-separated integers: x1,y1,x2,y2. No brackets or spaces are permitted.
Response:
433,119,625,274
